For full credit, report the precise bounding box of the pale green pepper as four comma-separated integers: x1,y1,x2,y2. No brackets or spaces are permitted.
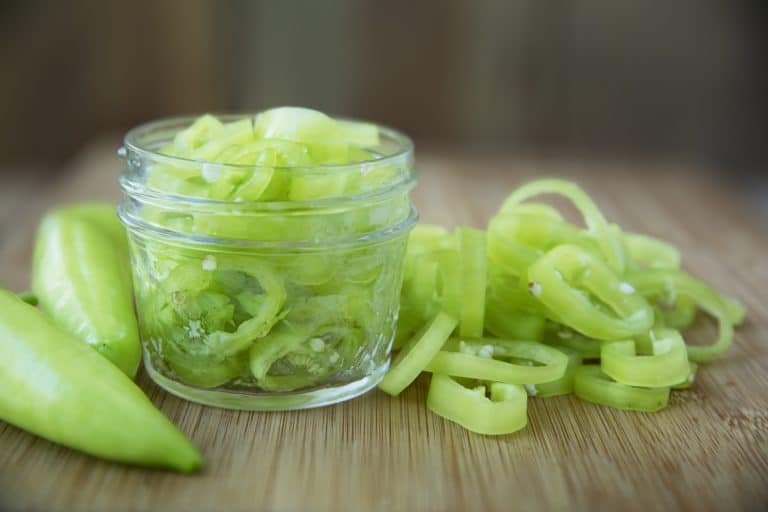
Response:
527,244,654,340
573,365,670,412
626,269,743,363
601,328,690,388
0,288,202,472
32,203,141,377
425,338,568,385
427,374,528,435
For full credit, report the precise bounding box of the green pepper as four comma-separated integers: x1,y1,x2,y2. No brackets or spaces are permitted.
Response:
541,324,602,359
379,311,457,396
0,288,202,472
389,178,747,428
32,203,141,377
573,365,670,412
600,328,690,388
527,244,654,340
457,227,487,337
425,338,569,385
626,269,742,363
653,293,697,330
498,179,626,273
526,345,582,397
671,362,698,390
426,374,528,435
622,231,681,270
484,301,547,341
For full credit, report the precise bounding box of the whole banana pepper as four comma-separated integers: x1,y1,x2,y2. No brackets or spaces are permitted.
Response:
0,288,203,472
32,203,141,377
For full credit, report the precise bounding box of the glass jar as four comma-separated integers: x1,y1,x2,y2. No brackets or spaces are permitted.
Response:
117,115,417,410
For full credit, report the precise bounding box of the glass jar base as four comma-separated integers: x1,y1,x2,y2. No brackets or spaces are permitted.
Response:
144,353,390,411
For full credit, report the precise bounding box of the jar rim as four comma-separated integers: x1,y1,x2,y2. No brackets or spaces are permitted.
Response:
121,113,414,172
118,171,417,211
118,203,419,250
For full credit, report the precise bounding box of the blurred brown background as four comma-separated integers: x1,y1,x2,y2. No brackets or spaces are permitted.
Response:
1,0,766,182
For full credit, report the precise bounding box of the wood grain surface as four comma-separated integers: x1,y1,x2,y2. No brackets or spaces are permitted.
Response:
1,140,767,512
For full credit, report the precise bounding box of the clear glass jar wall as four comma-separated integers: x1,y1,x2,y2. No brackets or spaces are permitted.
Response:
118,114,417,410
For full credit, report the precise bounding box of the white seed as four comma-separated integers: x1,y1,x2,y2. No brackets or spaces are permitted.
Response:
619,282,636,294
309,338,325,352
477,345,494,359
329,352,340,364
529,282,542,297
202,255,217,271
202,162,222,182
524,384,538,396
185,320,204,338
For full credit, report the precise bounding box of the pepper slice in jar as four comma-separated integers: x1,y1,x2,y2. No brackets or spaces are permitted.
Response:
160,256,287,360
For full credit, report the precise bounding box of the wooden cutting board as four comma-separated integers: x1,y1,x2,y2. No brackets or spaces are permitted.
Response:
1,141,767,512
